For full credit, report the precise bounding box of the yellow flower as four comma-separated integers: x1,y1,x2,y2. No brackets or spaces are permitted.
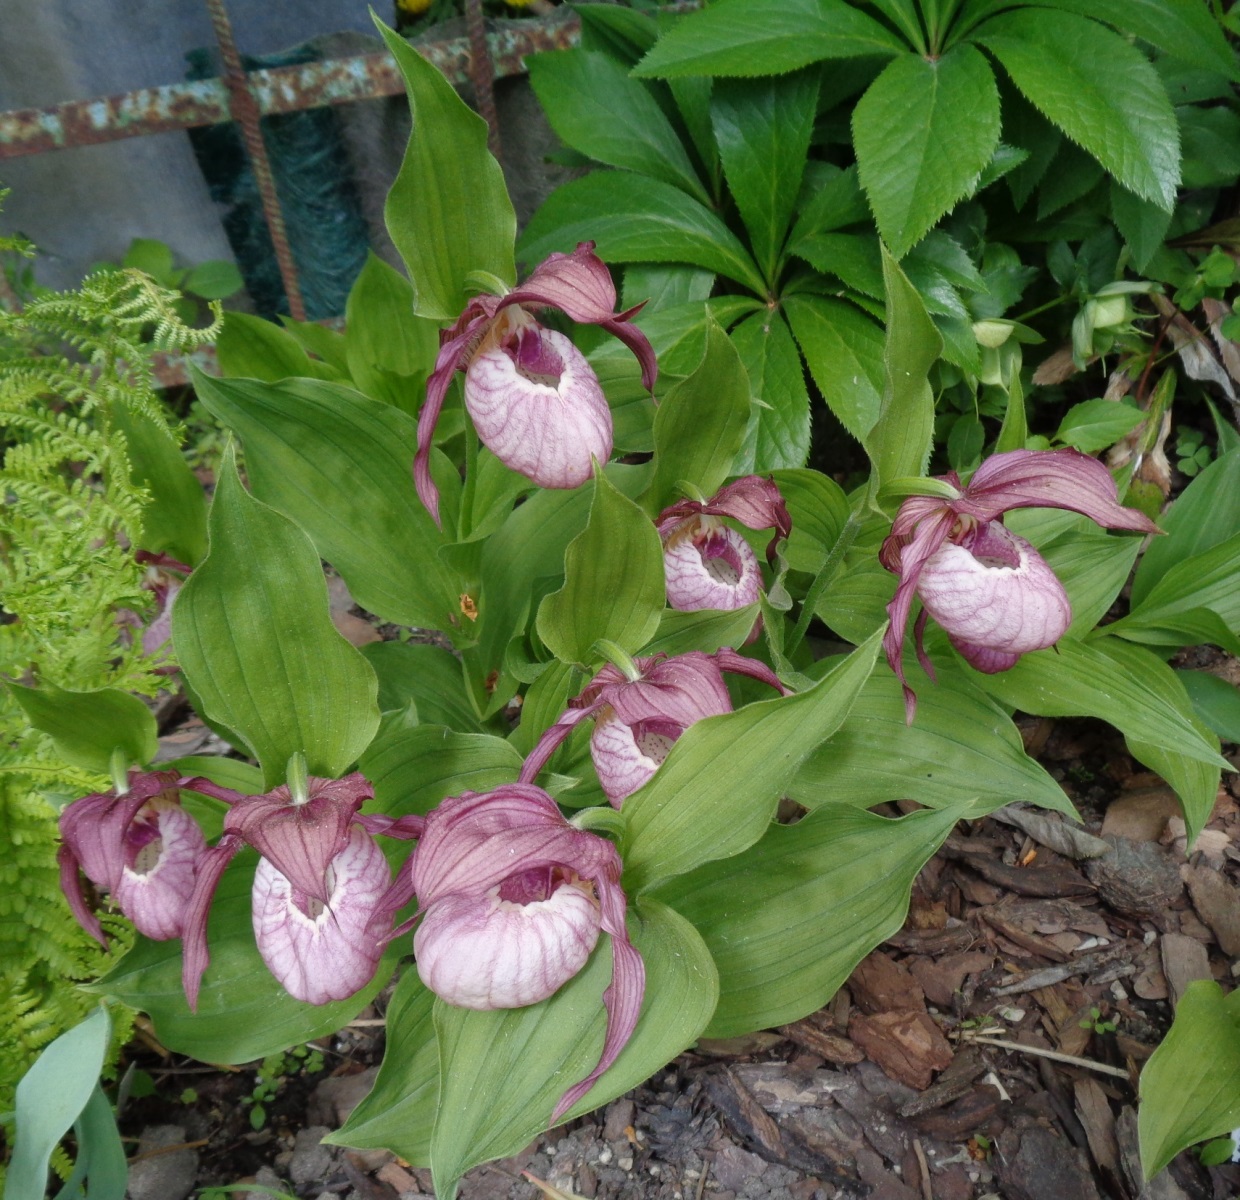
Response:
396,0,433,14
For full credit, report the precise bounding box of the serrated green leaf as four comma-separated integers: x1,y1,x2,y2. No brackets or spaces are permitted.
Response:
376,19,516,318
730,310,812,473
520,172,766,294
528,50,709,204
171,447,379,788
536,470,666,665
633,0,904,79
9,682,158,775
853,45,1001,257
1111,181,1173,274
652,804,960,1037
976,9,1181,210
576,3,659,62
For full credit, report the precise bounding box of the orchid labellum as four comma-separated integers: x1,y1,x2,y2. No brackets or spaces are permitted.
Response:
657,477,791,613
59,770,207,944
407,784,643,1121
880,448,1159,720
521,648,788,806
415,241,657,524
180,771,421,1008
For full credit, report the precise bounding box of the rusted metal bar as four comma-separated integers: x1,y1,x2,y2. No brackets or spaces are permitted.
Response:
0,13,580,160
205,0,306,321
464,0,503,162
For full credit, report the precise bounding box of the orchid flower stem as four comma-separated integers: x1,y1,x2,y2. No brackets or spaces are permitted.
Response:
286,751,310,806
570,805,626,841
461,418,480,538
592,639,642,682
675,479,707,504
109,747,130,795
785,512,862,659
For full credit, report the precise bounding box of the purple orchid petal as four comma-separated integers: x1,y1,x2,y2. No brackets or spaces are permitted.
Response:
917,526,1072,656
657,476,792,562
590,714,685,807
113,800,207,941
949,639,1022,673
59,843,106,947
224,773,372,906
710,648,789,695
957,448,1159,532
182,833,244,1011
520,703,601,786
664,525,761,612
356,811,427,840
599,653,733,729
464,324,613,490
253,825,392,1005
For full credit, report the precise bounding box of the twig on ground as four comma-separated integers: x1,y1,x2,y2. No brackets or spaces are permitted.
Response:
912,1138,934,1200
955,1032,1130,1079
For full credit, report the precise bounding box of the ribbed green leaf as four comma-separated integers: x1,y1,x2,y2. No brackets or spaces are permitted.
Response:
9,683,158,775
730,311,812,472
215,311,341,382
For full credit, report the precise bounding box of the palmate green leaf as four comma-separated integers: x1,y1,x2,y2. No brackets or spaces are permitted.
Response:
863,247,941,485
519,172,766,295
710,70,820,283
536,469,666,665
429,900,717,1199
652,803,961,1038
1139,981,1240,1177
730,311,812,473
376,19,515,319
91,848,397,1062
622,264,715,315
647,312,751,511
975,9,1180,211
791,661,1075,817
783,295,884,443
193,373,461,633
852,45,1001,258
623,628,883,893
632,0,904,79
9,682,158,775
171,448,379,788
575,3,659,63
528,50,709,205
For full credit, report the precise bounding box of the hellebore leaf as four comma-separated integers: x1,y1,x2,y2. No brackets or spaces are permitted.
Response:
427,900,717,1199
623,628,883,893
89,848,398,1062
8,682,158,776
193,372,461,633
730,310,813,473
536,470,666,666
652,803,962,1037
376,19,516,318
171,447,380,788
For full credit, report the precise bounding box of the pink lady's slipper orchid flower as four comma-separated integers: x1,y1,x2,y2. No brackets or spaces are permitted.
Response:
58,770,207,944
657,477,791,612
521,649,788,807
415,241,658,524
879,448,1159,721
407,784,643,1121
180,771,421,1009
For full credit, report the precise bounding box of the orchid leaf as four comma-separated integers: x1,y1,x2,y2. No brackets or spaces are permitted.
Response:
536,469,666,666
376,19,516,317
641,605,761,659
1117,530,1240,644
363,642,484,732
215,311,341,382
171,447,380,788
623,627,883,893
652,803,961,1037
8,682,158,775
769,468,850,575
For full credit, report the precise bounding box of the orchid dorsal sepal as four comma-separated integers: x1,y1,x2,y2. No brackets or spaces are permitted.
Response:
592,639,642,683
877,476,963,505
109,747,132,795
286,751,310,806
465,269,512,298
570,805,626,841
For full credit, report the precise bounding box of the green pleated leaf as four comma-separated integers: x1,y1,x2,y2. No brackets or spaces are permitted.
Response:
428,899,717,1200
376,19,516,318
863,246,941,485
91,848,397,1062
711,70,820,282
193,372,460,632
112,400,207,566
1117,530,1240,642
171,447,380,788
536,470,666,665
215,311,342,382
1139,981,1240,1177
730,311,812,473
1177,669,1240,744
853,45,1001,257
652,803,961,1037
633,0,904,78
640,605,761,658
623,628,883,893
528,50,709,204
324,970,439,1163
361,719,523,816
783,295,885,443
769,467,850,575
791,662,1075,817
976,9,1181,211
8,682,158,775
519,172,766,294
646,312,751,511
363,642,484,732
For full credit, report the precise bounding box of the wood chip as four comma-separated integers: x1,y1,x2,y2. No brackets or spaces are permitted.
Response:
1183,862,1240,956
908,951,993,1009
980,909,1072,963
1100,788,1180,843
992,943,1129,996
992,806,1111,860
779,1016,864,1065
1072,1077,1119,1177
1159,933,1211,1008
897,1047,988,1118
849,1011,954,1091
1084,835,1183,918
849,951,927,1014
943,839,1094,897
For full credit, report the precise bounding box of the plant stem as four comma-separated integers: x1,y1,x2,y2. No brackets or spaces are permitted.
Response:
785,511,862,659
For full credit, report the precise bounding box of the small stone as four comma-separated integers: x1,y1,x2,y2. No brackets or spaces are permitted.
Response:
711,1144,769,1192
602,1098,634,1142
126,1125,198,1200
1085,835,1182,918
288,1126,336,1189
308,1067,379,1126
